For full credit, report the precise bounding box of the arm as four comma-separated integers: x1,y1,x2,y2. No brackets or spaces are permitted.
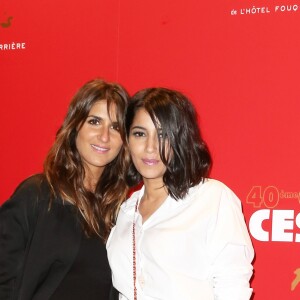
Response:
211,243,253,299
0,176,40,299
207,186,254,300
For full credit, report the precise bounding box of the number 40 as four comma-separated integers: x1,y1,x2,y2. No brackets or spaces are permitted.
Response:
246,186,280,208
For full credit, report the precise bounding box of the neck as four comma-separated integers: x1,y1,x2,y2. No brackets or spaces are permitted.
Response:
84,168,103,192
138,178,168,223
142,178,168,203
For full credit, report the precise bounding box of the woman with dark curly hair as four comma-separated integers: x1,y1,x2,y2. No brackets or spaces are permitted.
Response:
107,87,254,300
0,79,129,300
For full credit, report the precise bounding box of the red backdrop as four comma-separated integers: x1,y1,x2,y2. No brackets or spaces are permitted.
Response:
1,0,300,298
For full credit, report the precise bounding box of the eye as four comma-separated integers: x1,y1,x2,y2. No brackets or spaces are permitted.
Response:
111,123,120,131
132,131,145,137
87,117,100,125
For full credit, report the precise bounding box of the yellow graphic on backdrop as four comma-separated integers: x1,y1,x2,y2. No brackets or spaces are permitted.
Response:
246,185,300,209
0,16,13,28
291,268,300,291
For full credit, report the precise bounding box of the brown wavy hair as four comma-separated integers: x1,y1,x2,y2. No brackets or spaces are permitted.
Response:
44,79,129,240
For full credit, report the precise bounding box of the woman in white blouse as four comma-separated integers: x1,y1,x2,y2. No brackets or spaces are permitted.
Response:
107,87,254,300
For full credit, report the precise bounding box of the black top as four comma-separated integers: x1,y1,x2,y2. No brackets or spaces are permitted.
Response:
50,233,112,299
0,174,118,300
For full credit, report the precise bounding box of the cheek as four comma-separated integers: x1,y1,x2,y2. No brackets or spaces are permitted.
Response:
76,127,91,142
129,142,140,158
75,132,83,149
112,135,123,151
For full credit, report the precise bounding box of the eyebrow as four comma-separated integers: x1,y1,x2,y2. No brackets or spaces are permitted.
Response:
88,115,118,123
130,125,146,130
131,125,163,134
87,115,101,119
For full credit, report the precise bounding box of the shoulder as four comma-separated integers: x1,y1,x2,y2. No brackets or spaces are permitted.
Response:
120,186,144,213
0,174,50,243
188,178,242,209
199,180,254,260
190,178,235,196
13,173,47,193
1,174,49,211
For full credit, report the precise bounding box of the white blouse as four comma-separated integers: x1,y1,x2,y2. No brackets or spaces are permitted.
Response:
107,179,254,300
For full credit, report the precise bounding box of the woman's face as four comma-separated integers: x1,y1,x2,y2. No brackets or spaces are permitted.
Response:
128,108,167,183
76,100,123,178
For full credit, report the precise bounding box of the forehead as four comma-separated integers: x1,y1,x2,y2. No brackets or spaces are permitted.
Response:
90,99,118,119
132,108,160,128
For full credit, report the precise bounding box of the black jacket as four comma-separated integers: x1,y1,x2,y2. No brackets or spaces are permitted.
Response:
0,174,118,300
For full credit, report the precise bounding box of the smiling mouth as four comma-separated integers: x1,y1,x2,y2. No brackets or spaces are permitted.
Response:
91,144,109,152
142,159,160,166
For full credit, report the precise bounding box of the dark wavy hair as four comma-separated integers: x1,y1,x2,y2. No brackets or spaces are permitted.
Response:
44,79,129,240
126,87,212,200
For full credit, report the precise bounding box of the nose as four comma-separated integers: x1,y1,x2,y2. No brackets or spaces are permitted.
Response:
98,125,110,143
145,134,158,153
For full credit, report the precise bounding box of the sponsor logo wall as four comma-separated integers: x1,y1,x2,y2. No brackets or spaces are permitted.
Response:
1,0,299,298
